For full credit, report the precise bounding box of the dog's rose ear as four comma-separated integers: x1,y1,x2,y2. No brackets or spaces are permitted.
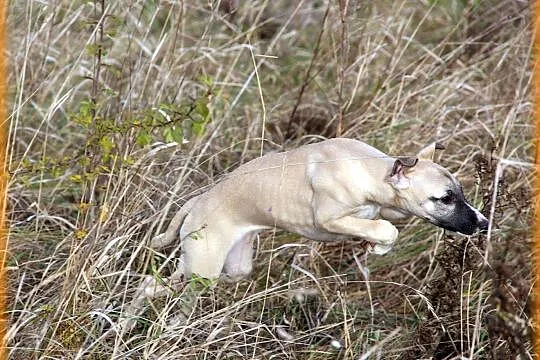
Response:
417,142,445,161
387,157,418,189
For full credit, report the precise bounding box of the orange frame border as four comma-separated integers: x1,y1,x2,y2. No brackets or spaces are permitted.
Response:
0,0,6,358
0,0,7,358
535,0,540,357
0,2,535,359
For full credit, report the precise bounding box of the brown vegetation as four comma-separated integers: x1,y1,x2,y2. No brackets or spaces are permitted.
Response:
6,0,532,358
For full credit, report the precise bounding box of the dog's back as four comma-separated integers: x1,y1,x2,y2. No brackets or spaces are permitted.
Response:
180,138,390,237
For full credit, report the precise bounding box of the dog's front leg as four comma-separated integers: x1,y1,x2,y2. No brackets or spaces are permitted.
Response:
319,216,397,250
314,199,398,254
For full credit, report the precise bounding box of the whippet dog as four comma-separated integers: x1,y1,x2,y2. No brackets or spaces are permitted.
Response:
149,138,488,284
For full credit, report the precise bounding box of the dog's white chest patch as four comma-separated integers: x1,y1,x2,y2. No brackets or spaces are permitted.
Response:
355,204,380,219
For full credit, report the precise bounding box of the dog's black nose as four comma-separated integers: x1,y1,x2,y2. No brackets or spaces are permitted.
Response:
478,217,489,231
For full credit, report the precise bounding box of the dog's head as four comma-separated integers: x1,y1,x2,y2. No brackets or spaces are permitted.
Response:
386,142,489,235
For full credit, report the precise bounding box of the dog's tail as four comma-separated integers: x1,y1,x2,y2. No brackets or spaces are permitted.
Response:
150,197,197,249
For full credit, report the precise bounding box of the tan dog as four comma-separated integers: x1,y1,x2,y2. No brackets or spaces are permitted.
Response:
150,138,488,283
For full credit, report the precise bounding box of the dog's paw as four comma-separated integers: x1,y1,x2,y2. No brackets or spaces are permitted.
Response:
140,275,160,298
368,243,393,255
374,219,399,244
150,233,169,249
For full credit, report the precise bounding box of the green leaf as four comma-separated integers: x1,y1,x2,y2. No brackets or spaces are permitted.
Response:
99,135,115,160
78,157,90,167
198,74,214,88
171,126,183,143
191,122,206,136
163,126,183,143
102,87,118,97
85,43,100,56
191,113,204,123
136,129,152,146
195,98,209,121
70,174,83,183
189,273,216,291
123,156,135,166
163,126,174,143
99,135,114,152
72,100,95,127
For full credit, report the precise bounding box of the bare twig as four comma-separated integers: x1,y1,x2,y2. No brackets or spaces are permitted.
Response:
285,3,330,139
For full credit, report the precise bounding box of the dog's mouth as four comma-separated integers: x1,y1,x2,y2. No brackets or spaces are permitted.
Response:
427,218,480,236
454,227,475,236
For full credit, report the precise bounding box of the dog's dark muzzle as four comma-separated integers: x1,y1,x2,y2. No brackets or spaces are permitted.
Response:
432,201,489,236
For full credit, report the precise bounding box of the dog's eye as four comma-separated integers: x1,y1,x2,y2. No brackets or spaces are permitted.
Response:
429,190,454,205
440,195,452,204
439,190,454,205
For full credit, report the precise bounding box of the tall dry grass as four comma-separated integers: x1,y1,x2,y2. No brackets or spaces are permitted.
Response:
6,0,533,359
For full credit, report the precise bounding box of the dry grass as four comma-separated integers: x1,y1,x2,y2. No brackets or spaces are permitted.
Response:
6,0,533,359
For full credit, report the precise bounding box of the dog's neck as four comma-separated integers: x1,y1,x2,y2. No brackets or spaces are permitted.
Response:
376,185,413,221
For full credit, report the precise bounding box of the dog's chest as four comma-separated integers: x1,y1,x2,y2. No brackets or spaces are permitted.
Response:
354,204,380,219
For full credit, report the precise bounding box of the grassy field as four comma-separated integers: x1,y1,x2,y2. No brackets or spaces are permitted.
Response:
6,0,533,359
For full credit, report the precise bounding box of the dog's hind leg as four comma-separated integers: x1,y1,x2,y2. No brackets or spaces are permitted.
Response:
182,227,234,280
